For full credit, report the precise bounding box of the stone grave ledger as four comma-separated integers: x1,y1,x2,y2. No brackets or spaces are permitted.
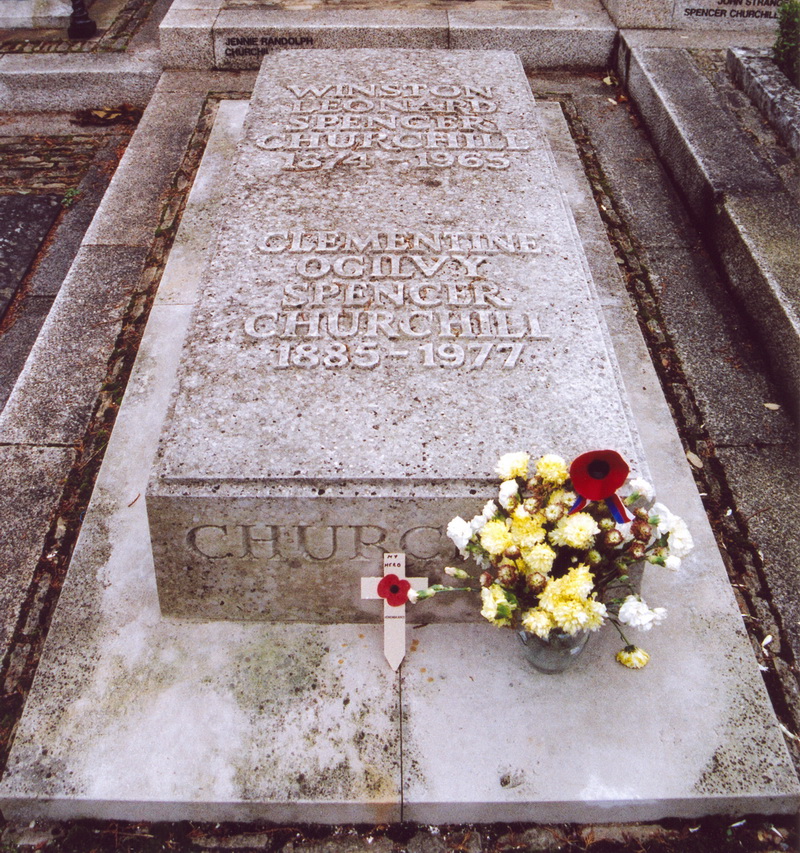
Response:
147,49,641,623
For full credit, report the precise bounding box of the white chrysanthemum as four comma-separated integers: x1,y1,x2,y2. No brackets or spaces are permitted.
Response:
618,595,667,631
544,503,563,522
482,500,499,520
498,479,520,510
664,555,681,571
495,452,530,481
628,477,654,501
447,516,473,556
549,513,600,549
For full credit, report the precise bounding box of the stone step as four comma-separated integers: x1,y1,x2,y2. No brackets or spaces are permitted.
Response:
0,51,796,823
159,0,618,71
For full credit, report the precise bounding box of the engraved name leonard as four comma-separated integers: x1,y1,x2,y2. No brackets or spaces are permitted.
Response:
257,81,534,172
244,228,551,371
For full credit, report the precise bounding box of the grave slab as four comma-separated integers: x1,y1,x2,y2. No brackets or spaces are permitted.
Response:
147,49,642,624
0,58,797,824
0,105,401,822
601,0,781,29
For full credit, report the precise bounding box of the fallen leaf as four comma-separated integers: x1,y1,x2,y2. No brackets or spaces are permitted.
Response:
602,75,614,85
764,402,781,410
686,450,703,469
607,98,617,105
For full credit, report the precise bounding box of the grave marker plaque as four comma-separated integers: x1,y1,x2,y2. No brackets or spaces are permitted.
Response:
147,49,640,623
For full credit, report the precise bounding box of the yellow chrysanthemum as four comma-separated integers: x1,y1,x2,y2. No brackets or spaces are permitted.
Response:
535,454,569,485
550,600,593,634
479,519,514,556
521,608,555,638
549,513,599,549
510,514,546,548
520,543,556,574
480,584,515,626
583,598,608,631
534,565,606,635
495,452,530,481
616,645,650,669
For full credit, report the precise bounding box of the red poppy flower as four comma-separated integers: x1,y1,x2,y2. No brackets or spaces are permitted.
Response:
570,450,629,501
377,574,411,607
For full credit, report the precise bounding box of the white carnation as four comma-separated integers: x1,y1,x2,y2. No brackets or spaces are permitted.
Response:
668,517,694,558
628,477,654,501
447,516,473,556
618,595,667,631
482,500,499,520
470,513,488,534
498,480,519,510
664,555,682,571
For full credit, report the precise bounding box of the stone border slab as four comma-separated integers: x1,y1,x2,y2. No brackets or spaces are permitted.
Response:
0,81,796,821
728,47,800,161
0,50,162,112
618,40,800,417
0,244,149,446
0,0,71,29
0,446,74,655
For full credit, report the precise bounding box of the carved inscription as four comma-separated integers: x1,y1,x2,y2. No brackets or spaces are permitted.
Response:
256,81,536,172
223,34,314,59
681,0,778,18
187,523,450,562
245,228,550,370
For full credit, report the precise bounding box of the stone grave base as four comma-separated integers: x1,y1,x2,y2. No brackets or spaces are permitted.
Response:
0,98,796,824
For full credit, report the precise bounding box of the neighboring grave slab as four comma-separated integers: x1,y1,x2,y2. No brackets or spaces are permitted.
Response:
601,0,781,29
147,49,641,623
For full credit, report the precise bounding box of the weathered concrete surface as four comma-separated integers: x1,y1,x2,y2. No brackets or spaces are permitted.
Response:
147,49,640,623
0,194,61,319
1,82,796,824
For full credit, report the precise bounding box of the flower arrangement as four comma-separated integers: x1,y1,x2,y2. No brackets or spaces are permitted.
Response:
410,450,693,668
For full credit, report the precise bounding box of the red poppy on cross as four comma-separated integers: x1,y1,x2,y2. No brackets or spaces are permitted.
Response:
360,553,428,671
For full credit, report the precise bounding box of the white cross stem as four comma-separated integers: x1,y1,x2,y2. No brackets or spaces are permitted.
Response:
360,553,428,671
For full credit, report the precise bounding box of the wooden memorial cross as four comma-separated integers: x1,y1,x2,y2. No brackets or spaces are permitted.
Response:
361,553,428,671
